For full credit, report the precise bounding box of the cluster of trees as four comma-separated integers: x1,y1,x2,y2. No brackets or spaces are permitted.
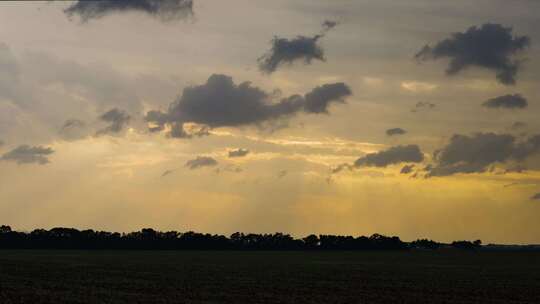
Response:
0,225,480,251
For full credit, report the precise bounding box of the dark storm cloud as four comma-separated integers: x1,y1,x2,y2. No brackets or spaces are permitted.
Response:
386,128,407,136
1,145,54,165
427,133,540,177
258,21,338,74
145,74,352,138
96,108,131,136
228,148,250,158
483,94,528,109
354,145,424,168
532,193,540,200
64,0,193,22
185,156,218,170
416,23,530,85
400,164,415,174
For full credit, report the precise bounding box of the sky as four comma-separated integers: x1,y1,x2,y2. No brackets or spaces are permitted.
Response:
1,0,540,244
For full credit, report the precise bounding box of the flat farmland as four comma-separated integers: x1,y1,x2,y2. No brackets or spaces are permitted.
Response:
1,250,539,303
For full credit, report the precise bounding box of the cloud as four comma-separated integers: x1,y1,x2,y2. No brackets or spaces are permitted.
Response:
145,74,351,137
59,119,88,141
161,170,175,177
64,0,194,22
185,156,218,170
511,122,527,130
303,83,352,114
61,119,85,131
401,81,438,92
96,108,131,136
400,164,415,174
258,21,338,74
386,128,407,136
483,94,528,109
1,145,54,165
354,145,424,168
331,163,354,174
532,193,540,201
322,20,338,32
416,23,530,85
228,148,250,158
411,102,436,112
427,133,540,177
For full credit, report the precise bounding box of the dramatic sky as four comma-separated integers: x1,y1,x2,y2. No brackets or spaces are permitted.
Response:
1,0,540,244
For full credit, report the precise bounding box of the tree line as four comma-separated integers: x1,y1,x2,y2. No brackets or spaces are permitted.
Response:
0,225,482,250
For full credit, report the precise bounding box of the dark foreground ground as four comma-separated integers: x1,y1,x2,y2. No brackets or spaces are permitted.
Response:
1,250,539,304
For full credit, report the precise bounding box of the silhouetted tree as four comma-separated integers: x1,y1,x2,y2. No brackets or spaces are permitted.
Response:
0,225,484,251
410,239,441,250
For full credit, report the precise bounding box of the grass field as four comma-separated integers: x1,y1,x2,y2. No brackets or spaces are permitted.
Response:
1,250,539,303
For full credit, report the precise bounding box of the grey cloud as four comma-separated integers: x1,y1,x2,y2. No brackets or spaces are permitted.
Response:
64,0,193,22
1,145,54,165
161,170,175,177
532,193,540,200
185,156,218,170
145,74,351,138
512,134,540,161
258,21,337,74
412,101,436,112
61,119,85,131
322,20,338,32
511,122,528,130
59,119,88,141
228,148,250,158
96,108,131,136
416,23,530,85
386,128,407,136
331,163,353,174
354,145,424,168
483,94,528,109
303,83,352,114
427,133,540,177
258,35,324,74
400,164,415,174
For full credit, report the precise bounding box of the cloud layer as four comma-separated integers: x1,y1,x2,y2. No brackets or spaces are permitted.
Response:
386,128,407,136
416,23,530,85
354,145,424,168
228,149,250,158
427,133,540,177
483,94,528,109
185,156,218,170
145,74,351,138
64,0,194,22
1,145,54,165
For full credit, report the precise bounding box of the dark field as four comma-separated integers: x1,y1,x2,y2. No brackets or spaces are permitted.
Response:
1,250,539,303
